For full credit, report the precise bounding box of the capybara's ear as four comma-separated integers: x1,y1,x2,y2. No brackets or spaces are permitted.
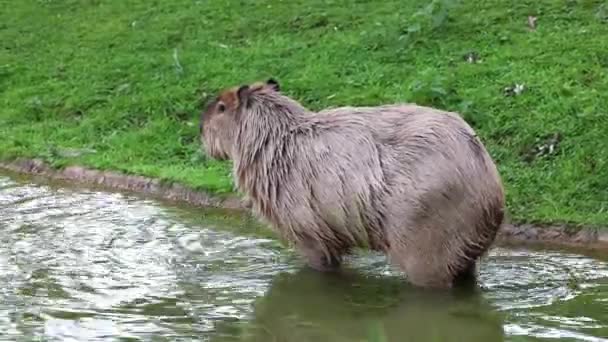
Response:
266,78,280,92
236,84,250,106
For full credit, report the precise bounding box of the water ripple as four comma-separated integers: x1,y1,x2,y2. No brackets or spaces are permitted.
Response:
1,175,607,341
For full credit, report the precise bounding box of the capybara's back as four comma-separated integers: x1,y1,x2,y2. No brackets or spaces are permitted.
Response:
200,80,505,289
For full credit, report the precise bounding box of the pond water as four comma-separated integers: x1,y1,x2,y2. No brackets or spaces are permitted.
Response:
0,174,607,342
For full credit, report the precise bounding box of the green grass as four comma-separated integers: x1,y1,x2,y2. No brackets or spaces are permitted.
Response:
1,0,608,226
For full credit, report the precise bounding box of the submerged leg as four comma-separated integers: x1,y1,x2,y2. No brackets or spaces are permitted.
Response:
295,240,343,272
452,260,479,289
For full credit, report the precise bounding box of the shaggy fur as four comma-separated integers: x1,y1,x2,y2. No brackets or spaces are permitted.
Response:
200,79,505,289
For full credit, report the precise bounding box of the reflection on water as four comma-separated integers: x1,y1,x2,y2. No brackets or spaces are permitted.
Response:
211,269,505,342
0,174,607,341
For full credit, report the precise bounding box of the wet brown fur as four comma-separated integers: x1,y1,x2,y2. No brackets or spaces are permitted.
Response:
200,79,505,289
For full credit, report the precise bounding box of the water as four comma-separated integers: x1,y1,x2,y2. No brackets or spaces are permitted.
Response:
0,174,607,342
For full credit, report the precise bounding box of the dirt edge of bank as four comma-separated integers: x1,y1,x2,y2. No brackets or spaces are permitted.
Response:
2,158,607,251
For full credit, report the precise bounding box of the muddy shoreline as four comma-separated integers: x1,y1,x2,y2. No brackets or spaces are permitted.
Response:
1,158,607,251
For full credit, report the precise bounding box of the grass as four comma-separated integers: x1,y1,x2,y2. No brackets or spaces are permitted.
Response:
1,0,608,226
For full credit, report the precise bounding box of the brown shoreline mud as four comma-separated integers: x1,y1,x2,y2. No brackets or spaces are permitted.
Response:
1,158,607,252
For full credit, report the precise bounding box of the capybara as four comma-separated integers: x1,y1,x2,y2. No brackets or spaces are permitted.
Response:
199,79,505,289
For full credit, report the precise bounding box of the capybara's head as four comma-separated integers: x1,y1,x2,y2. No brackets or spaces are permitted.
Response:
199,78,281,160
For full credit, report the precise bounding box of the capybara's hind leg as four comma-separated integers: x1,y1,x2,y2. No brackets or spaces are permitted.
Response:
386,228,455,289
391,248,454,289
295,240,342,272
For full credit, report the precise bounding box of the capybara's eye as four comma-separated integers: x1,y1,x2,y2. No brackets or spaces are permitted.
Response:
217,103,226,113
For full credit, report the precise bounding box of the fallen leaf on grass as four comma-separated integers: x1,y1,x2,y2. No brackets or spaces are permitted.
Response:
521,133,562,163
504,83,525,97
463,51,481,64
528,16,537,30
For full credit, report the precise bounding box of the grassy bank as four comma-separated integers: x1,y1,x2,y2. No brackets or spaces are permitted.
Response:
1,0,607,226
